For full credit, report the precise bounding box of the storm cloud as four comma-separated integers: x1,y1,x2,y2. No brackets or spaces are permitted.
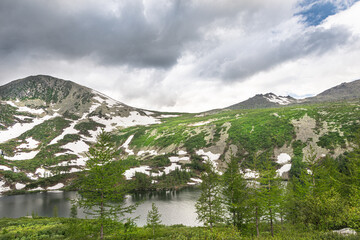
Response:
0,0,359,112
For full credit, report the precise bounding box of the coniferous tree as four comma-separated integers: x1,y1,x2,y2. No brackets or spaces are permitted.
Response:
195,160,225,228
259,159,282,237
70,203,78,218
147,203,162,238
75,130,136,240
222,156,249,230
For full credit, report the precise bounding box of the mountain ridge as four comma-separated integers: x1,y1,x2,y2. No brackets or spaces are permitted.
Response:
0,75,359,194
226,79,360,110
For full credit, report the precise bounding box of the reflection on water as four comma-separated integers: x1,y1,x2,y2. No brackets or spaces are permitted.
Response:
0,187,201,226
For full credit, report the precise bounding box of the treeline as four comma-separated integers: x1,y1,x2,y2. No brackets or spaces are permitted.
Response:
195,141,360,237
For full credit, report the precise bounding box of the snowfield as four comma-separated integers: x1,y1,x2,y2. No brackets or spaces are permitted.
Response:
0,113,59,144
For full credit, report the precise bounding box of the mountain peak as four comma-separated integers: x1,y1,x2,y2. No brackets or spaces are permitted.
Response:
0,75,88,104
226,92,295,110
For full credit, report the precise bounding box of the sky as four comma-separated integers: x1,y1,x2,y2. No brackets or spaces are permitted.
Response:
0,0,360,113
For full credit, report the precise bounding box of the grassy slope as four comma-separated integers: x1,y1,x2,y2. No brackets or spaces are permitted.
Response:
1,100,360,191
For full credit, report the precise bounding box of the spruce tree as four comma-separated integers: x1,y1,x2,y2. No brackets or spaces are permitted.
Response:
147,203,162,238
75,130,136,240
195,160,224,228
222,156,249,230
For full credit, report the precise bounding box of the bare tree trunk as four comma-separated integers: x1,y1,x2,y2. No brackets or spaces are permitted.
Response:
256,207,260,237
100,192,104,240
270,208,274,237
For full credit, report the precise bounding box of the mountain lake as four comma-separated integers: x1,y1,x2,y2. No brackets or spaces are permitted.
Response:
0,187,201,226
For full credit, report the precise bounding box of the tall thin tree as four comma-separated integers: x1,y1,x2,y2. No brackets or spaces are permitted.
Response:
75,130,136,239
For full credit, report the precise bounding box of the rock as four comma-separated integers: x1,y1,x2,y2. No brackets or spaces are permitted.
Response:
333,228,357,235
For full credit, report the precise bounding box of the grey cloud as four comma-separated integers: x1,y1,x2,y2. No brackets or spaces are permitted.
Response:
0,0,293,71
199,25,352,80
0,0,252,70
0,1,193,68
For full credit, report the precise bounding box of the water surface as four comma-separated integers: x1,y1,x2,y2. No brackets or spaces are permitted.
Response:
0,187,201,226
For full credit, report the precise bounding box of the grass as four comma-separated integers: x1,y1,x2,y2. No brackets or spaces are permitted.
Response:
0,218,358,240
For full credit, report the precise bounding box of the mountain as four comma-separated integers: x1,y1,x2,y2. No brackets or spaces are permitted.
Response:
0,75,359,194
305,79,360,102
227,79,360,110
226,93,296,110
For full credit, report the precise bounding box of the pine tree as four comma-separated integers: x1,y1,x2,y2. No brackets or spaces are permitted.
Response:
75,130,136,240
222,156,249,230
147,203,162,238
195,160,225,228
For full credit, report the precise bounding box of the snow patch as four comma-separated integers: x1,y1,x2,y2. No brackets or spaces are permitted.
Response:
92,91,122,108
196,149,220,168
90,111,160,132
17,106,45,114
0,180,11,193
17,137,39,149
14,115,33,120
35,167,53,178
169,156,190,162
54,151,73,157
26,173,38,180
122,135,134,155
5,101,17,107
50,121,79,144
243,169,260,179
265,94,291,105
190,178,202,183
276,153,291,164
62,141,89,155
143,111,154,115
124,166,152,180
276,164,292,177
15,183,26,190
5,150,39,161
163,163,182,174
137,150,158,156
47,183,64,190
159,114,179,118
0,113,60,144
189,121,211,126
178,150,187,155
0,165,12,171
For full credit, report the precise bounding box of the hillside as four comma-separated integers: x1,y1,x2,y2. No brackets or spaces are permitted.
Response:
0,76,360,194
